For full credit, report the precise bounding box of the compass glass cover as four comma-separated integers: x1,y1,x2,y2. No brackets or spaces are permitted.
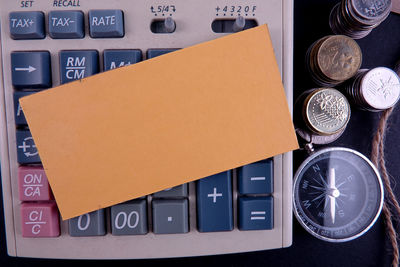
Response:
293,148,383,242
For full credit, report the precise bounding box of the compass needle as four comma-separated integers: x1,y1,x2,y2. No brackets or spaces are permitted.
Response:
310,185,326,191
329,168,337,224
311,193,326,202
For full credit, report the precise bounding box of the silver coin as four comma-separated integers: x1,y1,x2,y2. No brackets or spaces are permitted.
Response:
329,0,391,39
360,67,400,110
296,127,345,145
351,0,391,21
303,88,351,135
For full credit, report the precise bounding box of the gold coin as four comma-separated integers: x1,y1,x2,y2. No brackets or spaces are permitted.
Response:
317,35,362,82
303,88,351,135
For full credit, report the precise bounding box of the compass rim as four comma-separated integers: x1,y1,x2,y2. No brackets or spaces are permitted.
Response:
293,146,384,242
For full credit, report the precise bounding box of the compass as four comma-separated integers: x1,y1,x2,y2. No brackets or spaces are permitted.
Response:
293,147,384,242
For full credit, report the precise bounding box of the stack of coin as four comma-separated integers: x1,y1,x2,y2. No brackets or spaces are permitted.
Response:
344,67,400,111
329,0,392,39
306,35,362,87
295,88,351,139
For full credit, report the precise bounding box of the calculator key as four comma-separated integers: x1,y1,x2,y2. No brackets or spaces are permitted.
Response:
196,171,233,232
103,50,142,71
14,91,34,125
69,209,106,236
59,50,99,84
49,11,84,39
111,200,147,235
16,130,41,164
238,159,273,195
153,184,188,198
11,51,51,89
9,11,45,40
18,166,52,201
152,199,189,234
146,49,178,59
21,202,60,237
89,10,124,38
238,196,273,231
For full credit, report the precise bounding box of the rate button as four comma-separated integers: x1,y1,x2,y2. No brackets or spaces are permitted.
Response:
89,10,124,38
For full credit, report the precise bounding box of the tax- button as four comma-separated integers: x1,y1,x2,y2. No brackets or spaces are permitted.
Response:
196,171,233,232
89,10,124,38
11,51,51,89
49,11,84,39
238,159,273,195
9,11,45,40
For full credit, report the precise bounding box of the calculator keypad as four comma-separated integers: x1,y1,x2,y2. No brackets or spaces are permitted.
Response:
3,3,285,256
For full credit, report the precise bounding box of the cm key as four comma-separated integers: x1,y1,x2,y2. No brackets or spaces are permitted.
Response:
11,51,52,89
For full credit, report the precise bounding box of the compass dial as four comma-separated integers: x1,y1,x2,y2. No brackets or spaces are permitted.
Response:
293,147,384,242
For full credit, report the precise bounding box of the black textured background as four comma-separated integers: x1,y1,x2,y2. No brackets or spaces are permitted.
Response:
1,0,400,266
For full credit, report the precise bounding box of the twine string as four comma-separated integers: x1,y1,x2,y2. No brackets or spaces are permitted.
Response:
370,107,400,267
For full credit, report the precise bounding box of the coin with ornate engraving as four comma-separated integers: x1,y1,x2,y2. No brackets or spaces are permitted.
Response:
303,88,351,135
344,67,400,111
351,0,391,21
306,35,361,87
317,35,362,82
330,0,392,39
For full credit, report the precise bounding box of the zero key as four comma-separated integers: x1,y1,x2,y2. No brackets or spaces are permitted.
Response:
11,51,52,89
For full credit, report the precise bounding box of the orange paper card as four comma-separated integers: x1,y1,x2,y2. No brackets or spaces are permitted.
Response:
21,25,299,220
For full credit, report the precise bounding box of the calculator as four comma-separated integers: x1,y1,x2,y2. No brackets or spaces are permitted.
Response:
0,0,294,259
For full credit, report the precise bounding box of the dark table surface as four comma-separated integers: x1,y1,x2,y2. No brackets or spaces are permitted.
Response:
1,0,400,266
